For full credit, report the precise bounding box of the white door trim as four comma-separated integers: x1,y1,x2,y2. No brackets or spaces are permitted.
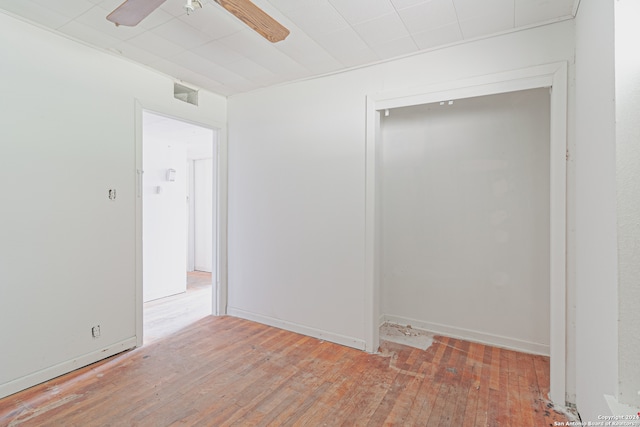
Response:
134,100,229,349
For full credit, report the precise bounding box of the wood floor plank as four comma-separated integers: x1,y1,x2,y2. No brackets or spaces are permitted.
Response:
436,340,463,426
508,349,523,424
461,379,480,427
410,336,452,425
489,345,501,391
448,340,471,426
473,344,493,427
497,348,510,425
339,343,415,426
294,350,370,425
461,341,483,427
380,348,432,425
518,354,537,427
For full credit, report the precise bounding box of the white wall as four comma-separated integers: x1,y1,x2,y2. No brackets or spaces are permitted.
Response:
0,11,226,398
143,120,188,302
193,159,214,273
186,145,215,274
227,19,576,384
380,89,550,355
574,0,619,421
615,0,640,410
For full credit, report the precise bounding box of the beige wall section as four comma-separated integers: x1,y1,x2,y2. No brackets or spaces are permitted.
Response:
0,11,226,398
615,0,640,411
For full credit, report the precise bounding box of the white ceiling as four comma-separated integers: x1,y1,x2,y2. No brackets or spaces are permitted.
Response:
144,111,215,159
0,0,579,97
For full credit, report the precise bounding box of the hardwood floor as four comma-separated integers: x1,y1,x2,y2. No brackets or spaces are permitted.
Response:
0,278,573,426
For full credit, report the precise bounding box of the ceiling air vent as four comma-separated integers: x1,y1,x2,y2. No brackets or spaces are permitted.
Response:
174,83,198,106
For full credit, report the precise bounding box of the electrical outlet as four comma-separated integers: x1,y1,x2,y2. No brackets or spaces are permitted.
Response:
108,189,116,200
92,325,101,338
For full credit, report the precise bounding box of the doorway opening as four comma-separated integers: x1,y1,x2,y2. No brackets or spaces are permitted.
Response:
141,110,218,344
365,63,568,404
378,88,551,356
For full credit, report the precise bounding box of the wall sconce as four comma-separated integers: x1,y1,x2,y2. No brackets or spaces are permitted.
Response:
166,168,176,182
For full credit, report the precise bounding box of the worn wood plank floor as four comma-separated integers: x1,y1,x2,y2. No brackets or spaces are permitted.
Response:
0,274,572,426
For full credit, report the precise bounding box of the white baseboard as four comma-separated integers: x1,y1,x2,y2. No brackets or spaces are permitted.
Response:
381,314,550,356
227,307,366,351
0,337,137,399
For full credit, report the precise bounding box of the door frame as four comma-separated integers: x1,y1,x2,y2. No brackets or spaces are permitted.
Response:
134,100,228,346
364,62,568,405
187,159,196,272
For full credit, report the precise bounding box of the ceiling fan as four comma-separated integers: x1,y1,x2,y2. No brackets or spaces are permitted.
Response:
106,0,290,43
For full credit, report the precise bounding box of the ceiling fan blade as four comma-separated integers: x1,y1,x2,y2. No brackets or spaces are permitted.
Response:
107,0,167,27
214,0,290,43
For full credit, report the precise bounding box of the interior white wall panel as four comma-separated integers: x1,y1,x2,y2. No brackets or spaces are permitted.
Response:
143,128,188,302
194,158,214,273
0,11,226,398
574,0,619,421
615,0,640,411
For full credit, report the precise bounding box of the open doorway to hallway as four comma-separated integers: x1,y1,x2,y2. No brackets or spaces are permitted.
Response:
141,110,217,344
144,271,212,344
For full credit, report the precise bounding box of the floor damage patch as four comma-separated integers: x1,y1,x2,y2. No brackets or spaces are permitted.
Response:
379,322,434,350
